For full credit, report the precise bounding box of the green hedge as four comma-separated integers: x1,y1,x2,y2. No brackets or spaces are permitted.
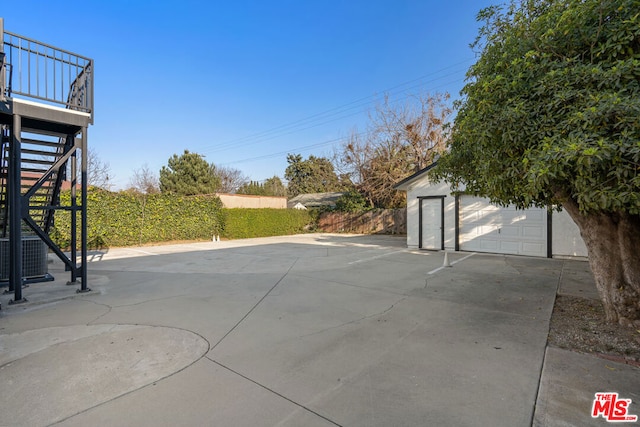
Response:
51,190,312,248
221,208,312,239
52,190,225,248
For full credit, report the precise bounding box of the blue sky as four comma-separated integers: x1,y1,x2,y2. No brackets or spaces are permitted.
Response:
3,1,493,190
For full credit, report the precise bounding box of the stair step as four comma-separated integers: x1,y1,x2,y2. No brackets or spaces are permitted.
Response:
20,185,57,191
20,167,49,174
21,138,65,148
22,176,56,185
21,180,57,186
22,158,58,166
19,182,56,188
21,148,60,157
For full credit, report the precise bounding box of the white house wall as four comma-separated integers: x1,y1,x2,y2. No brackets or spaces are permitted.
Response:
402,174,588,258
406,179,456,250
552,209,588,257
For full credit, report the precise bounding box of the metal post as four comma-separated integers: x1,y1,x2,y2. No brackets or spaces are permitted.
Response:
78,127,89,293
67,135,77,284
1,18,5,100
9,113,26,303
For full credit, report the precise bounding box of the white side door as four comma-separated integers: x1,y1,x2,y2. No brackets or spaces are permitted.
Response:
420,198,442,250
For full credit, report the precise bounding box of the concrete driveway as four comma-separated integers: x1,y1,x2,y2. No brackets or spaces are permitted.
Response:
0,234,637,426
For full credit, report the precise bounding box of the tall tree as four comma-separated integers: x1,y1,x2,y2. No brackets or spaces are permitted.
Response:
215,165,249,194
335,92,451,208
237,176,287,197
159,150,220,196
263,176,287,197
128,163,160,194
237,180,267,196
432,0,640,326
371,92,451,172
285,154,344,197
86,148,112,190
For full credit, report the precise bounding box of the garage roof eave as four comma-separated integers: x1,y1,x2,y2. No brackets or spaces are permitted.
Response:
393,162,438,191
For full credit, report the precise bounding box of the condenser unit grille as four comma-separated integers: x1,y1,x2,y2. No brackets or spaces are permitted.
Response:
0,236,49,281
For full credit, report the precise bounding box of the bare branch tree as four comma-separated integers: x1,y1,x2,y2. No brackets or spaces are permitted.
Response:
128,164,160,194
335,92,451,208
87,148,113,190
215,165,249,194
371,92,451,172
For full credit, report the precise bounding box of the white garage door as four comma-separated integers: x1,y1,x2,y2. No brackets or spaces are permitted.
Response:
459,196,547,257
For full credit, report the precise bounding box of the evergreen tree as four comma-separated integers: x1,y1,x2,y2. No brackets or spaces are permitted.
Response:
285,154,344,197
159,150,220,196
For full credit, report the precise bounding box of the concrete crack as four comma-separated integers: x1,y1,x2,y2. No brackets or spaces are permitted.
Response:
76,298,113,325
210,258,299,351
289,273,408,297
206,357,343,427
111,293,188,308
300,297,407,339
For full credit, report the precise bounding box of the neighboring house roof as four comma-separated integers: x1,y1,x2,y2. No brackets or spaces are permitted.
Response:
393,162,438,191
287,192,346,209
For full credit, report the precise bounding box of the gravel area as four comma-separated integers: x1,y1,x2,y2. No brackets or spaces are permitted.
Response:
548,294,640,367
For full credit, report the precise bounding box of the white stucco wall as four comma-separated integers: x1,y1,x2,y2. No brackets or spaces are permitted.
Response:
552,209,588,257
217,193,287,209
405,178,456,250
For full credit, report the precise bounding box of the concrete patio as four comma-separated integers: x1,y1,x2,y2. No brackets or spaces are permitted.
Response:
0,234,637,426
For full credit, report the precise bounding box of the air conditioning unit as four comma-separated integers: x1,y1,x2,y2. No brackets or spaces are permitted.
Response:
0,236,50,281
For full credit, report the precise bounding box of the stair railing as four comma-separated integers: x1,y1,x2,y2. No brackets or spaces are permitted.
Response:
1,21,93,120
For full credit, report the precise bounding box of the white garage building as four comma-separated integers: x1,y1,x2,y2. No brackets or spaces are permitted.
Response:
394,164,588,258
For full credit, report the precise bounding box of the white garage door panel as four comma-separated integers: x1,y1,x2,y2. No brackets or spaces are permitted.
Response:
523,226,545,238
460,196,547,257
500,241,520,253
525,210,545,221
523,242,545,254
480,240,498,251
500,226,520,237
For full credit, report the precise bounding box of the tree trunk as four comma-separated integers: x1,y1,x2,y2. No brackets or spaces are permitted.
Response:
562,198,640,327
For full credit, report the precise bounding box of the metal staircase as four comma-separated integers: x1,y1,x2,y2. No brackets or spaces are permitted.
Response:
0,130,67,238
0,17,93,303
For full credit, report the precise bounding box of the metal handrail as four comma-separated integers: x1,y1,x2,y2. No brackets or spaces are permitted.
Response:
1,21,94,121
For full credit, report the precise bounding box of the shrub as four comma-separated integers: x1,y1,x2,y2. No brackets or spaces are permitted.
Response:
222,209,312,239
335,190,369,212
51,190,313,248
52,190,224,249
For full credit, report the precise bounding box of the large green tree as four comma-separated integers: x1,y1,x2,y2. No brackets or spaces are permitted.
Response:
159,150,220,196
285,154,344,197
237,181,267,196
263,176,287,197
432,0,640,326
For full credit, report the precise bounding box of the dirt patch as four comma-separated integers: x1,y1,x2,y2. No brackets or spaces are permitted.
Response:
548,294,640,366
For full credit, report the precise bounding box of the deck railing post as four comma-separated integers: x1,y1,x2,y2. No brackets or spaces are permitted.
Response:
1,17,5,100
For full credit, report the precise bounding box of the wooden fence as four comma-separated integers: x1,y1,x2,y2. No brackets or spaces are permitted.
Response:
318,209,406,234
